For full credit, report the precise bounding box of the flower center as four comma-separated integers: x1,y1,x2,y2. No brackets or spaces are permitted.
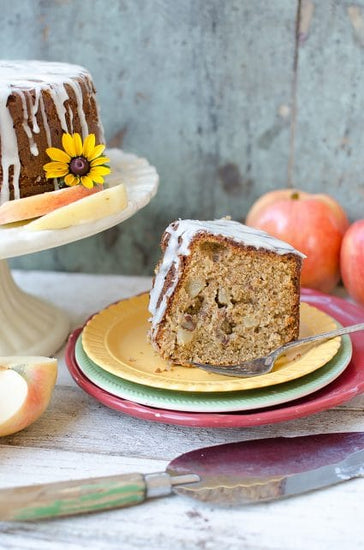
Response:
69,156,90,176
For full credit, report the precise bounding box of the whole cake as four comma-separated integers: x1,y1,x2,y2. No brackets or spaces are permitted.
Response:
149,219,305,367
0,60,104,204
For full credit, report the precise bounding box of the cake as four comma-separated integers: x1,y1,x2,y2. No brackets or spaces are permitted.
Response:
0,60,104,204
149,219,304,367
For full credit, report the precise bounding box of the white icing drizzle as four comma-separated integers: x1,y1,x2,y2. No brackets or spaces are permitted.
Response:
19,91,39,156
31,92,40,134
68,104,74,132
38,93,59,191
67,79,89,138
39,94,52,148
0,84,21,202
50,83,70,133
148,219,305,336
0,60,102,203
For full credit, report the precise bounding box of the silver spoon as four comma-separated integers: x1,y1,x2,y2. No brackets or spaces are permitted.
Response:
192,322,364,378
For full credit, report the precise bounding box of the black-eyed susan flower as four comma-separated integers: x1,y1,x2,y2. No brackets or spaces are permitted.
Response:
43,133,111,188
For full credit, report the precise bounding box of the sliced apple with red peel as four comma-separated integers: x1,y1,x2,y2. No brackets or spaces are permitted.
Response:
0,357,57,437
27,183,128,230
0,185,102,225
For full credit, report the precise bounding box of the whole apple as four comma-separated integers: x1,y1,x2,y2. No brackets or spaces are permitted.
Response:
340,220,364,306
245,189,349,293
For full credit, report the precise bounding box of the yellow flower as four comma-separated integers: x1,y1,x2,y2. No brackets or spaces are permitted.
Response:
43,133,111,189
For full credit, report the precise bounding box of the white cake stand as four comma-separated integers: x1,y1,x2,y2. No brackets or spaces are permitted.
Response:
0,149,159,356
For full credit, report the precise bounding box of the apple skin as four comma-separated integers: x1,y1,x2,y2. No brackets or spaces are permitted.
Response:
27,183,128,231
0,357,57,437
340,220,364,306
0,185,102,225
246,189,349,235
245,189,349,293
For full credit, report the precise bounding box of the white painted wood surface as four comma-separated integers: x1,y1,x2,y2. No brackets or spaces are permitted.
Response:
0,270,363,550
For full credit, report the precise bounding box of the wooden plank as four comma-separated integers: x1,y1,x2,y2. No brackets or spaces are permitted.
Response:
293,0,364,220
0,446,167,488
2,385,363,461
0,431,363,550
3,0,364,276
2,0,298,275
0,484,362,550
11,270,152,334
0,385,363,550
0,269,362,549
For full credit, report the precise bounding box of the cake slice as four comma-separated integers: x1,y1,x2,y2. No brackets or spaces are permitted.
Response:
149,219,304,367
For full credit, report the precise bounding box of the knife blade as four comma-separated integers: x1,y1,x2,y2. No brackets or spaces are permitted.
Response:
0,432,363,521
168,431,364,504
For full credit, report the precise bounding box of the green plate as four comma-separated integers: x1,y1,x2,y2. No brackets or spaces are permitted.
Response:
75,332,352,413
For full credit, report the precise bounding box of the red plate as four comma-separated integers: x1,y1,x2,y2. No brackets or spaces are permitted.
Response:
65,289,364,428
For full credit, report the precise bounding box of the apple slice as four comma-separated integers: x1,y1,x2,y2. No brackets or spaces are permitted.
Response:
0,185,102,225
26,183,128,230
0,356,57,437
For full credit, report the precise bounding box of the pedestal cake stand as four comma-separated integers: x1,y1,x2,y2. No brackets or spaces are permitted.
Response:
0,149,159,356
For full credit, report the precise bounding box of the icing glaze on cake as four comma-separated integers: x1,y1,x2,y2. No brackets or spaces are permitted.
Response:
149,219,304,339
0,60,104,203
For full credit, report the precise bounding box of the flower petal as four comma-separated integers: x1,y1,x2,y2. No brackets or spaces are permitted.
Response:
64,174,79,187
88,144,106,161
46,147,71,163
89,174,105,184
73,133,83,156
62,133,77,157
80,175,94,189
90,165,111,176
90,156,110,167
83,134,96,159
45,172,68,179
44,161,69,172
44,162,69,179
89,168,107,182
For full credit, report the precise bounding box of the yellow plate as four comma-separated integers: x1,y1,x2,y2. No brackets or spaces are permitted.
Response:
82,293,341,392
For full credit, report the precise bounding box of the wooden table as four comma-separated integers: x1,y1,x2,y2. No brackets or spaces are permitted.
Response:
1,270,363,550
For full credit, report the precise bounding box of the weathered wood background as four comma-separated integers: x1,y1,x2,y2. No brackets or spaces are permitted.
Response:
3,0,364,275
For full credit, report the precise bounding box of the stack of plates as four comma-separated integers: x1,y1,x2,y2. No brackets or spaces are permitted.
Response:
65,289,364,428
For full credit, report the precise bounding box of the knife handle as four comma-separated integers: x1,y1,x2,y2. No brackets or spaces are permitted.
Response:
0,472,167,521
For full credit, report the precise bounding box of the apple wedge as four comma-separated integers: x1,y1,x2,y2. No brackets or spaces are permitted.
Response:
0,356,57,437
0,185,102,225
26,183,128,230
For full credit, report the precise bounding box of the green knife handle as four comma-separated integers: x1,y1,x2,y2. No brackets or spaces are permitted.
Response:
0,473,159,521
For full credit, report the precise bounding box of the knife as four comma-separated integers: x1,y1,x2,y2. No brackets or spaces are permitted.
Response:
1,432,363,521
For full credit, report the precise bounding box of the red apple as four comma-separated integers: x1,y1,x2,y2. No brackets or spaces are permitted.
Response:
245,189,349,293
340,220,364,306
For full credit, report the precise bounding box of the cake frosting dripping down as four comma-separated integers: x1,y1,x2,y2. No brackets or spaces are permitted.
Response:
0,60,105,203
19,91,39,156
0,88,20,201
148,219,305,337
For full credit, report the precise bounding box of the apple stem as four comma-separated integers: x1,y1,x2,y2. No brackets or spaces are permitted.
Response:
290,192,300,200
